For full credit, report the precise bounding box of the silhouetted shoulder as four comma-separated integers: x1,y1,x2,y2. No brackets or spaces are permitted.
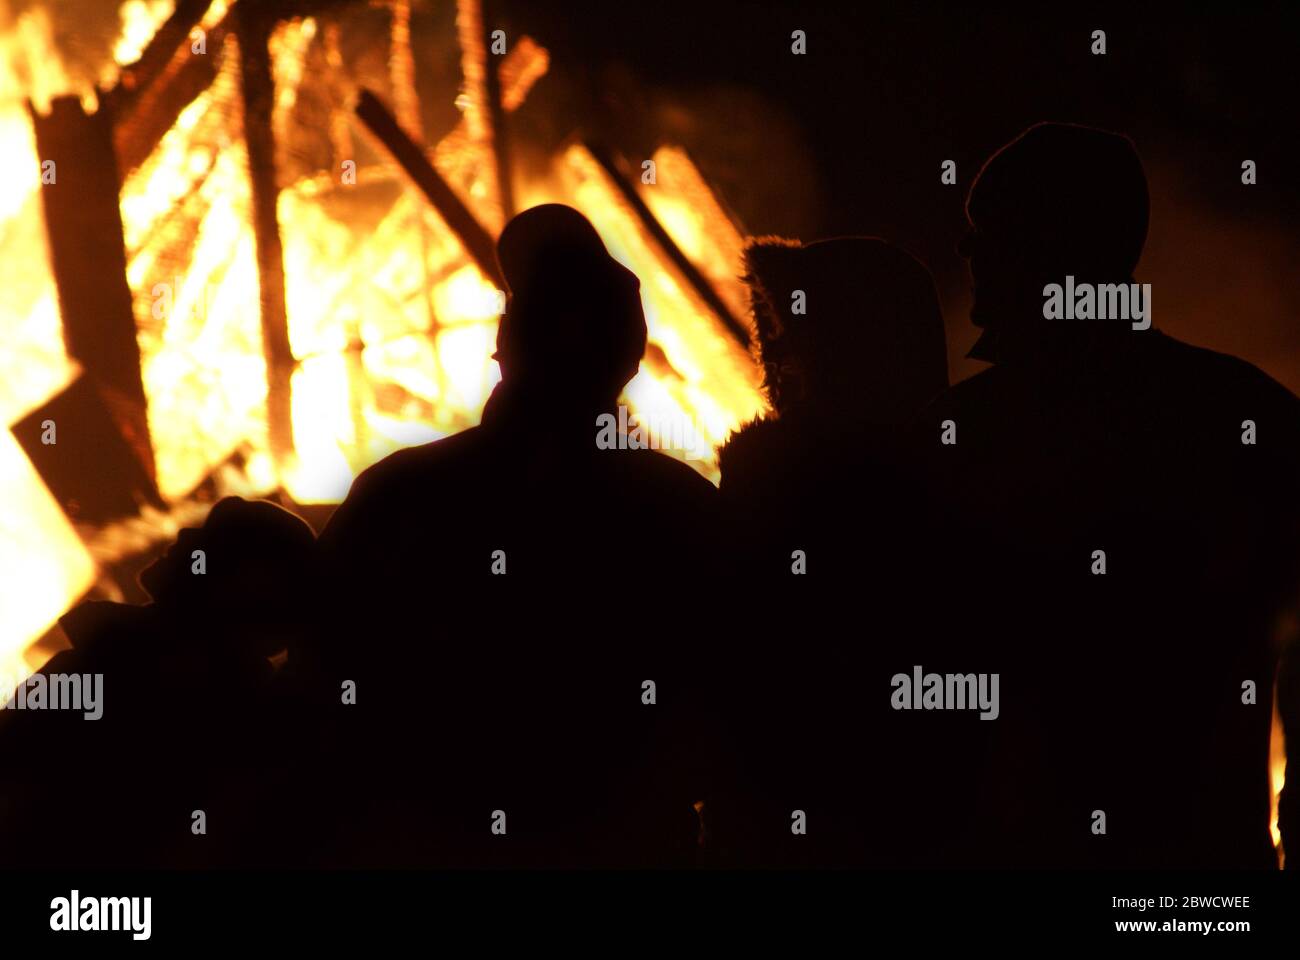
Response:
908,364,1008,437
1158,335,1300,414
920,332,1300,427
1123,334,1300,463
351,427,490,497
320,427,490,549
55,600,163,671
622,445,716,495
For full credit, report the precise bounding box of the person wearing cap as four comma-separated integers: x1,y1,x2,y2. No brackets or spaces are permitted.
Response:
912,122,1300,868
317,204,718,868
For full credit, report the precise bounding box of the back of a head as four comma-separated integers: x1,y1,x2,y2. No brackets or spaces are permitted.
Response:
495,204,647,408
967,122,1149,281
201,497,316,574
745,236,948,426
141,497,316,656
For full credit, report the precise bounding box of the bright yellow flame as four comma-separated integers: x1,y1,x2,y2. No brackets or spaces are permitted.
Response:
270,17,316,126
1,6,78,114
437,323,499,411
434,264,504,324
121,94,210,259
0,7,89,673
1271,700,1286,856
111,0,176,68
639,145,753,333
122,38,269,502
284,353,358,503
134,156,266,500
0,432,96,683
277,178,505,502
0,107,40,223
201,0,231,29
0,52,70,426
111,16,761,509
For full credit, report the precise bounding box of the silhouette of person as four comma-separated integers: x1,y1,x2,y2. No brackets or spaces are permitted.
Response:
317,204,718,867
912,122,1300,868
713,236,952,867
721,237,948,572
0,496,316,868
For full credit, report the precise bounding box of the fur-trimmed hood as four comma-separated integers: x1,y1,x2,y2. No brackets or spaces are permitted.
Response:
741,236,949,427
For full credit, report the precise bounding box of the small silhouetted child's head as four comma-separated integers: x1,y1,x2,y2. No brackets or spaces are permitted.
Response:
494,204,647,413
140,497,316,659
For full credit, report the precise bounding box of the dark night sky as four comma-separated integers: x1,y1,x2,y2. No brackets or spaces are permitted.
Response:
493,0,1300,387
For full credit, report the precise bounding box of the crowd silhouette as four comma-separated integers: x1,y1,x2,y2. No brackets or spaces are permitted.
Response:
3,122,1298,870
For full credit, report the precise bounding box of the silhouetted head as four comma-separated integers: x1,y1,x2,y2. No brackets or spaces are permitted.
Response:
744,236,948,426
959,122,1149,360
139,497,316,659
494,204,647,414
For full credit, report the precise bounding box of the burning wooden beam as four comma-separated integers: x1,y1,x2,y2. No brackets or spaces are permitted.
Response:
354,88,505,289
12,375,162,523
112,0,216,102
28,95,160,498
455,0,514,226
387,0,422,140
584,141,752,348
497,37,550,112
103,0,228,184
479,0,515,220
237,7,296,474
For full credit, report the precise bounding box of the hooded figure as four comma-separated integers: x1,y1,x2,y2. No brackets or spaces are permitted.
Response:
712,236,953,867
720,235,947,576
743,236,948,428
